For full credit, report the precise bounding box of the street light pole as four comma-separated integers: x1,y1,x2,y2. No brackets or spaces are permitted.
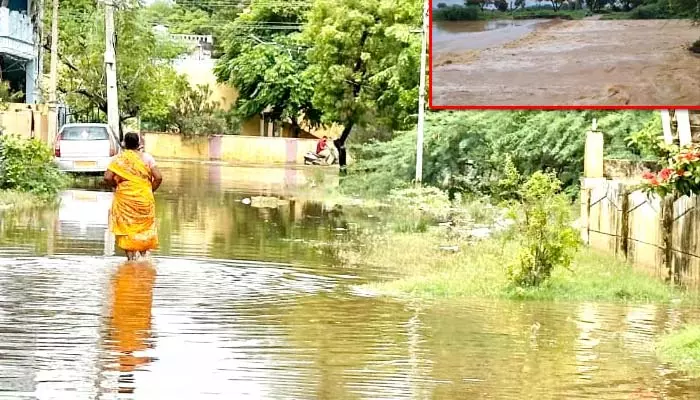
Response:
47,0,59,142
104,0,120,139
415,0,428,184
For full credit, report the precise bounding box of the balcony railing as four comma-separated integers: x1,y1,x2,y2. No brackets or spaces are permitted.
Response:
0,7,35,59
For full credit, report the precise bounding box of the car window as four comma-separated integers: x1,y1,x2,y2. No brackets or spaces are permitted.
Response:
60,126,110,140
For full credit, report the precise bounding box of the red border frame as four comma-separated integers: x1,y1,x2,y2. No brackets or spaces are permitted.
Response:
427,0,700,110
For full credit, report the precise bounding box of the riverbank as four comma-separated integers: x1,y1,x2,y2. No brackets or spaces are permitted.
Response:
321,183,691,303
432,19,700,106
347,225,690,302
0,190,51,211
658,326,700,377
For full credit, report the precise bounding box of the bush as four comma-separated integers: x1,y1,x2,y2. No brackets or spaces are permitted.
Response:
0,135,66,199
433,5,481,20
690,38,700,54
507,171,580,287
629,3,666,18
345,110,657,200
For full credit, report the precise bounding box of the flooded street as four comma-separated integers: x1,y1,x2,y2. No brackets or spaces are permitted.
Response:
2,161,700,398
432,19,700,106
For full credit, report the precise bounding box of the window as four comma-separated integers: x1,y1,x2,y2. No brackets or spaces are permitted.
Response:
60,126,110,140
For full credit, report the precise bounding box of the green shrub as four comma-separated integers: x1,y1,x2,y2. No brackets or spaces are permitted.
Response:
0,135,66,199
629,3,667,18
433,5,481,21
507,171,580,287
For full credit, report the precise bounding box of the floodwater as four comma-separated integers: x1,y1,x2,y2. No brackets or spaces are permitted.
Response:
2,161,700,399
432,19,700,106
432,19,548,53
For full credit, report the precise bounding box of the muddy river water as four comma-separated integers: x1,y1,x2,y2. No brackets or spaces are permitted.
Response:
2,161,700,399
432,19,700,106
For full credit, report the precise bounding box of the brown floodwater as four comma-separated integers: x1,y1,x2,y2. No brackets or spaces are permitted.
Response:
432,19,700,106
432,19,548,53
2,161,700,399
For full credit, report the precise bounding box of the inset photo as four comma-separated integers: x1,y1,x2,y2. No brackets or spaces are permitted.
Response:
430,0,700,108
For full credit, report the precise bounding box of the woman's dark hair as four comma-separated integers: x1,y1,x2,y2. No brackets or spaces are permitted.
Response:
123,132,140,150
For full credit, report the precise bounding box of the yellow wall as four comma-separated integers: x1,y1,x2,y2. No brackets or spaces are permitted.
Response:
0,103,52,143
174,59,237,110
173,59,344,139
143,132,334,165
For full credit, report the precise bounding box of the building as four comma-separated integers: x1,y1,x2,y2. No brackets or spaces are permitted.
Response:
0,0,39,103
153,25,341,139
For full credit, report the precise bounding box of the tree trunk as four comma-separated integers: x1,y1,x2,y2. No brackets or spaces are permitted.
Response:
334,121,354,174
291,118,301,138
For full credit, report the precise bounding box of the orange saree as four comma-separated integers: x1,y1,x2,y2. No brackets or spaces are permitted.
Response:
108,150,159,252
109,261,156,374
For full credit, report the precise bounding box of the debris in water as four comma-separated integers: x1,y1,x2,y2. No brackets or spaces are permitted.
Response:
439,245,459,252
241,198,252,205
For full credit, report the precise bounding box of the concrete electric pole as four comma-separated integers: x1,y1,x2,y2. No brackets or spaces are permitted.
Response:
104,0,120,139
47,0,59,141
415,0,428,184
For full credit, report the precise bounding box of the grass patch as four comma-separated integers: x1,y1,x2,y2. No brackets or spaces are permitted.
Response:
0,190,51,211
355,229,689,302
657,326,700,376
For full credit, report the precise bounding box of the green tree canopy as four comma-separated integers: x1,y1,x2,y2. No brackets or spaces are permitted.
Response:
344,110,658,197
214,2,321,136
49,0,185,129
301,0,422,166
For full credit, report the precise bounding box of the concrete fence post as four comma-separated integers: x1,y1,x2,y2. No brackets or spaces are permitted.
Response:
584,130,604,179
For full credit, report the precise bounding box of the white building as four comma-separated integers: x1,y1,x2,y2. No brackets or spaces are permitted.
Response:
0,0,40,103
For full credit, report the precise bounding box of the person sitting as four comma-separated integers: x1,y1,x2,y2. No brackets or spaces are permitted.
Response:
316,136,336,165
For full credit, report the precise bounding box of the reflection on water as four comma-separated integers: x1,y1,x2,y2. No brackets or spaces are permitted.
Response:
432,19,548,53
433,19,535,35
107,261,156,394
2,162,700,398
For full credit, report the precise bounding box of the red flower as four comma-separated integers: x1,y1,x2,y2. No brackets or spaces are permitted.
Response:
659,168,673,181
642,171,655,180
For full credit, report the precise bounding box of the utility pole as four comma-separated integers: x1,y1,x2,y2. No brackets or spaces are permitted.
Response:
415,0,428,184
104,0,120,139
47,0,59,142
34,0,44,103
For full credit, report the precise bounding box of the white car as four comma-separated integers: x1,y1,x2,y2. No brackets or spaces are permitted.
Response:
53,123,121,173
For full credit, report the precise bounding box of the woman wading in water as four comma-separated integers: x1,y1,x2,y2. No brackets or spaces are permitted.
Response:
104,132,163,261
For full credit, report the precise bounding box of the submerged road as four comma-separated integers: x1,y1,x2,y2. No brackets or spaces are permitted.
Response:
1,161,700,398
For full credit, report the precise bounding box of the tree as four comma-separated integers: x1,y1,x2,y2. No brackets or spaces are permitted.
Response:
302,0,422,170
550,0,565,10
167,83,235,137
215,2,322,137
144,0,242,57
466,0,493,10
48,0,185,133
495,0,509,11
